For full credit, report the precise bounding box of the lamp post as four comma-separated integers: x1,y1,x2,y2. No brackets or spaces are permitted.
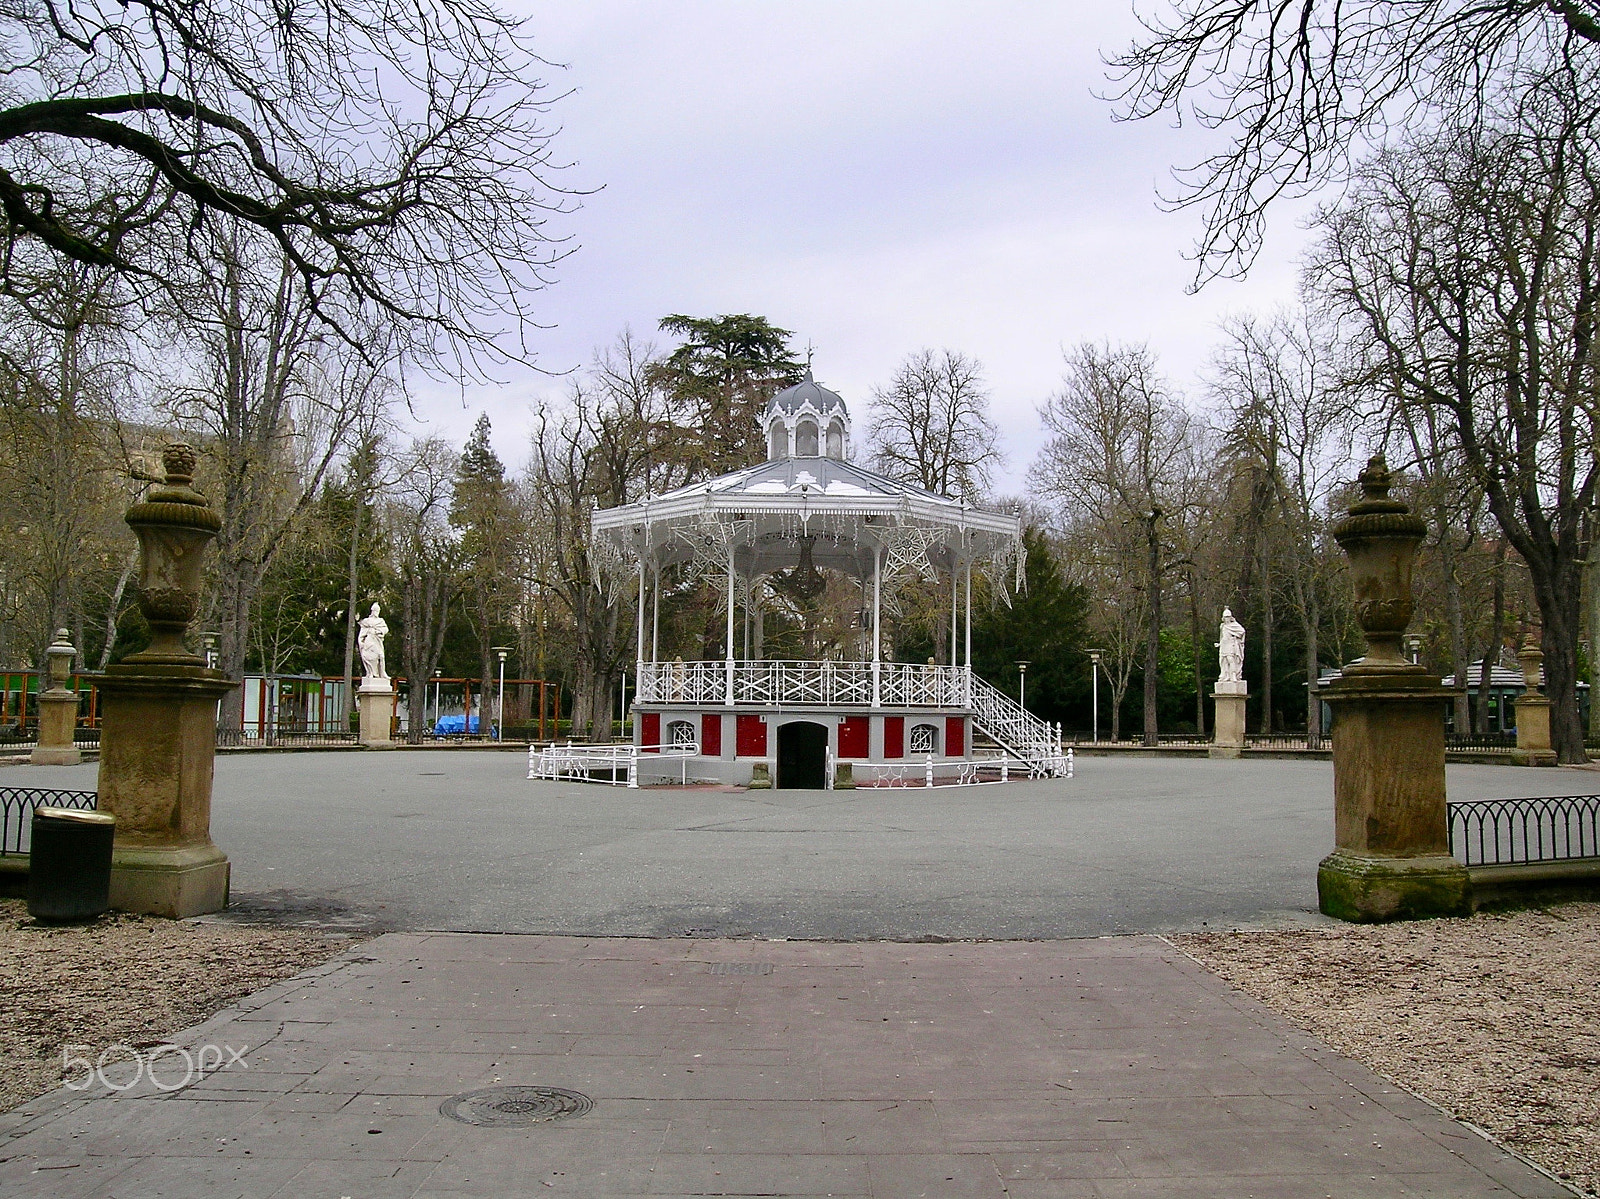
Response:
1088,650,1102,744
1016,661,1031,711
1405,633,1422,665
493,648,509,741
433,668,442,735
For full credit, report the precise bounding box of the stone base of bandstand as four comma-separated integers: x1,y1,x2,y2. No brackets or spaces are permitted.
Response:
30,691,81,765
1511,694,1557,766
358,685,397,748
1209,682,1247,759
95,660,235,919
1319,667,1470,922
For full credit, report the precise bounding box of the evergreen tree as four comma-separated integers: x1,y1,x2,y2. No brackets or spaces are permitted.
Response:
451,413,518,708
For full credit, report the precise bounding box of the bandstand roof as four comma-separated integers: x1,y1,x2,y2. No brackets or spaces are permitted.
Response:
592,454,1022,589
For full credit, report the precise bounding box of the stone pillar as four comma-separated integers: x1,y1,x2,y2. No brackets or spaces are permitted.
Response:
1317,456,1468,922
358,682,398,748
31,630,81,765
1209,680,1247,759
96,444,235,918
1511,634,1557,767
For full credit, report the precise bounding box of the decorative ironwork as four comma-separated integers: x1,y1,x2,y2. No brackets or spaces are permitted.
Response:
1,787,97,856
1448,795,1600,866
439,1086,593,1127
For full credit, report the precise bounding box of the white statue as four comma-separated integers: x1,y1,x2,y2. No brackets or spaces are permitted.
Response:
358,602,389,684
1217,608,1246,683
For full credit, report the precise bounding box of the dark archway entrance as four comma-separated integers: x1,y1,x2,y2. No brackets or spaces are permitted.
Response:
776,721,829,789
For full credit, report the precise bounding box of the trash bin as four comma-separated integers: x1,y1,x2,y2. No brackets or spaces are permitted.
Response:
27,807,116,922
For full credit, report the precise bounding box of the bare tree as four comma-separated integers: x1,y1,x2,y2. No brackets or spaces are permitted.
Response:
390,438,461,743
1209,309,1351,744
0,0,574,364
1033,343,1201,745
1105,0,1600,283
1308,75,1600,762
868,349,1003,497
167,235,392,728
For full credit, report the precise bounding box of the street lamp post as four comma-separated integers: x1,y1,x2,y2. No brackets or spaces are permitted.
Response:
432,668,442,736
1405,634,1422,665
1016,661,1031,711
493,648,510,741
1088,649,1103,743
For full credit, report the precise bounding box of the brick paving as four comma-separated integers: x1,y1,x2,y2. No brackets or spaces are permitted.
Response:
0,933,1569,1198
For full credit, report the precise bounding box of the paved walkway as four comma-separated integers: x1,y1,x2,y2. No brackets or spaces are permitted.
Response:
0,933,1566,1198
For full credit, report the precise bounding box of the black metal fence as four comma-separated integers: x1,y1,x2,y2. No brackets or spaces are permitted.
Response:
1444,731,1519,751
1448,794,1600,866
214,728,360,749
0,787,98,856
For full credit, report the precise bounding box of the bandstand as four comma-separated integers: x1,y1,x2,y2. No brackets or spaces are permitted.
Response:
590,372,1065,787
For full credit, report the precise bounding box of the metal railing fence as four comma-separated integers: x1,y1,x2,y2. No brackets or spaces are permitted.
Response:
1447,795,1600,866
1,786,98,856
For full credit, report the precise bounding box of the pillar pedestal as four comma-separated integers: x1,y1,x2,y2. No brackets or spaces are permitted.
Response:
1209,681,1247,759
1317,669,1469,921
96,663,235,918
358,684,397,748
1512,694,1557,766
31,691,81,765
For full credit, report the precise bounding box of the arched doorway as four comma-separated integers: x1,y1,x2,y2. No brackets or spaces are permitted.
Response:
776,721,829,789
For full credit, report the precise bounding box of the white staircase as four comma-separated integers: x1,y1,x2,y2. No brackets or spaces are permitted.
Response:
968,672,1067,777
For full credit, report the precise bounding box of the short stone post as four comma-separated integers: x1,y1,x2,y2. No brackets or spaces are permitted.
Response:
31,630,81,765
1209,680,1247,759
96,444,235,918
1318,455,1468,922
833,761,855,790
1511,633,1557,767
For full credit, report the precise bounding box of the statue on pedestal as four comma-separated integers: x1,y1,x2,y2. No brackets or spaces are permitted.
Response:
1217,608,1246,683
358,603,389,691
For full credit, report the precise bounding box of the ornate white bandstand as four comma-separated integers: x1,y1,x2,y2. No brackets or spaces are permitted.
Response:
590,373,1065,787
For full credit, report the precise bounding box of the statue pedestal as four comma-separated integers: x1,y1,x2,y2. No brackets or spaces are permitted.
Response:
31,689,81,765
96,661,235,918
1317,667,1469,922
1210,680,1247,759
1512,693,1557,767
358,683,397,748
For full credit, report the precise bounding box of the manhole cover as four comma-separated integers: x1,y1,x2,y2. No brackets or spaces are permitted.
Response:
439,1086,593,1127
708,961,774,976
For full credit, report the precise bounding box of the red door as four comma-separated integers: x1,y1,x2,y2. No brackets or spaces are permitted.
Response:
640,711,660,751
883,715,904,758
837,716,869,759
945,716,965,757
701,712,722,756
736,713,768,757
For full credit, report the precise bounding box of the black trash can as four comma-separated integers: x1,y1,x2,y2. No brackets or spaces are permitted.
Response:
27,807,116,922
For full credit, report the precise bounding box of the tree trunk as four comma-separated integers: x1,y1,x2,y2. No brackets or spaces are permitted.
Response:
96,549,138,671
339,484,366,731
1439,530,1472,735
1530,564,1588,763
1304,592,1321,748
1259,543,1273,734
1142,511,1161,747
1188,568,1205,735
1474,544,1507,733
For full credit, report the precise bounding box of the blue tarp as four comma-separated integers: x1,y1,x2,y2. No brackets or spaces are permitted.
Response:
433,715,480,735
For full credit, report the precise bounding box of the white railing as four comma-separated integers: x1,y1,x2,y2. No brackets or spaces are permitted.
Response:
864,749,1074,788
967,674,1068,777
636,659,967,709
528,741,698,788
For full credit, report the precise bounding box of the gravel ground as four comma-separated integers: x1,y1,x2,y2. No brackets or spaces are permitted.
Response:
0,900,354,1112
1179,903,1600,1196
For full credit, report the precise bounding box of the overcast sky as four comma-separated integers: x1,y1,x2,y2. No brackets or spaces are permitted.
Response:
417,1,1325,494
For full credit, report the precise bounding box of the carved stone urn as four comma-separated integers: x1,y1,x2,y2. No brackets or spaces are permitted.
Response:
123,443,223,665
95,442,235,917
1332,455,1429,671
1318,454,1468,921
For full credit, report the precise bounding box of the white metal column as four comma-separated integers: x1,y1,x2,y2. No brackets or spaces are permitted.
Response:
725,547,736,706
635,559,646,667
872,547,882,708
963,562,973,707
651,564,660,663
